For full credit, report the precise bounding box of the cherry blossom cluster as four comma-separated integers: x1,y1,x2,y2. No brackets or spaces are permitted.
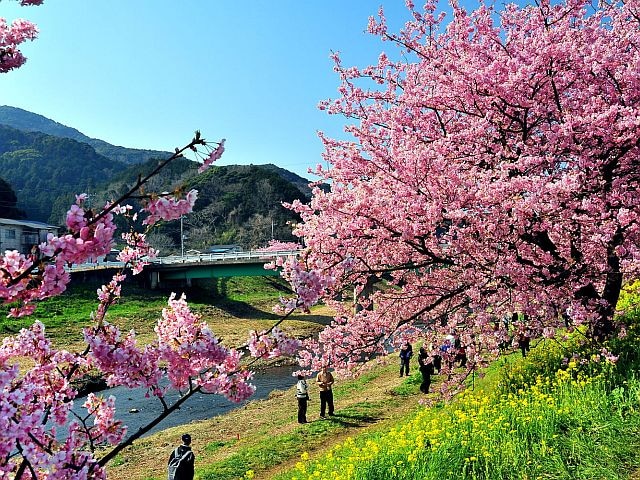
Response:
0,321,103,478
94,273,126,322
0,16,38,73
0,197,119,317
85,322,162,390
155,293,255,400
283,0,640,381
258,239,302,252
42,195,117,265
118,232,158,275
142,189,198,226
198,138,225,173
265,255,335,313
76,394,127,446
1,288,257,477
247,327,301,359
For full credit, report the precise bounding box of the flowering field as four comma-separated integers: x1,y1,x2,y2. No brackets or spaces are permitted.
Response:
274,285,640,480
280,370,640,479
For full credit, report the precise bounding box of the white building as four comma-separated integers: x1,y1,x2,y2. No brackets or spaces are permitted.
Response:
0,218,58,255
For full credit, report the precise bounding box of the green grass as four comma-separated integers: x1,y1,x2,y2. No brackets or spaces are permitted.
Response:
198,401,389,480
0,276,289,337
205,439,237,453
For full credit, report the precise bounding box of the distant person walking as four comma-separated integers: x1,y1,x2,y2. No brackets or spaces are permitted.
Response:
316,365,335,418
399,342,413,377
418,344,435,394
296,374,309,424
167,433,195,480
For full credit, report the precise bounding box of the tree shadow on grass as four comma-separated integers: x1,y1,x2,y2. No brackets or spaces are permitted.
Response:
324,412,380,428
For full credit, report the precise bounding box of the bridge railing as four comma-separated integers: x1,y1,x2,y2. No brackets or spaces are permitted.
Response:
67,250,301,272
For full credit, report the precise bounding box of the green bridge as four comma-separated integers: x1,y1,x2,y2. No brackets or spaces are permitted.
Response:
145,250,298,288
68,250,299,288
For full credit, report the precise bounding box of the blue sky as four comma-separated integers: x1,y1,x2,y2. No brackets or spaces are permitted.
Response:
1,1,425,180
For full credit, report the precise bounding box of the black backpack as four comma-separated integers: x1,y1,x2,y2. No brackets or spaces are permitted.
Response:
168,447,193,480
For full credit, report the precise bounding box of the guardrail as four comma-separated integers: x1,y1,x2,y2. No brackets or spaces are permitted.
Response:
153,249,300,265
67,250,301,272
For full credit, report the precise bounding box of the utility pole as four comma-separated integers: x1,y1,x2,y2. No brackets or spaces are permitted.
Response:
271,218,275,239
180,215,184,257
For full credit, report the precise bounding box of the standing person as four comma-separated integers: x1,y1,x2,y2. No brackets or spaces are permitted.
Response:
399,342,413,377
316,365,335,418
518,331,531,357
418,344,435,394
453,334,467,368
295,374,309,424
167,433,195,480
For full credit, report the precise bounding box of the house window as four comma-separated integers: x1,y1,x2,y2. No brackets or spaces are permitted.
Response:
6,229,16,239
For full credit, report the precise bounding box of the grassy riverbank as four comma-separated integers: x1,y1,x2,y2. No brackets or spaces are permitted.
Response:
110,319,640,480
0,276,331,349
7,277,640,479
108,359,431,480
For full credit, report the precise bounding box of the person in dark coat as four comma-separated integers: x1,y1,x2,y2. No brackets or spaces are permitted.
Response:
316,365,335,418
418,345,435,394
454,334,467,368
399,342,413,377
167,433,195,480
518,332,531,358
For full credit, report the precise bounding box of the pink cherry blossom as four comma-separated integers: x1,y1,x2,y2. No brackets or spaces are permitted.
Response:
142,189,199,225
198,138,226,173
284,0,640,380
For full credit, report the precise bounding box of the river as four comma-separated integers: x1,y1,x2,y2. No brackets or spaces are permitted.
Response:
73,365,298,439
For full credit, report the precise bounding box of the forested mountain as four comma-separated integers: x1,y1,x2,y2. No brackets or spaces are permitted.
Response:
0,106,171,165
0,125,127,221
182,164,309,250
81,160,310,252
259,164,314,198
0,107,314,249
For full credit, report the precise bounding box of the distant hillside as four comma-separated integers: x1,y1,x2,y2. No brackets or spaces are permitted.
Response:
0,124,128,222
0,106,316,245
260,164,313,197
0,106,171,165
50,160,309,251
179,164,308,250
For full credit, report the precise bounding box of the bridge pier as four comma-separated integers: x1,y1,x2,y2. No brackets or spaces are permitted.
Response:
150,271,160,290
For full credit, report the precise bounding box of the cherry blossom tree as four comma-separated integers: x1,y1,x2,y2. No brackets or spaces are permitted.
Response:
0,0,41,73
284,0,640,384
0,3,299,477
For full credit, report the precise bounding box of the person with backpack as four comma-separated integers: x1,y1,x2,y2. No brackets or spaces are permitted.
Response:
167,433,195,480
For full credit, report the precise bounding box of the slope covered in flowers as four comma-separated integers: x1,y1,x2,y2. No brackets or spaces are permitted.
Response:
276,286,640,480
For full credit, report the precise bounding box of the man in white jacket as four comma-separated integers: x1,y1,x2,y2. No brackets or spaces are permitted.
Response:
296,374,309,423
